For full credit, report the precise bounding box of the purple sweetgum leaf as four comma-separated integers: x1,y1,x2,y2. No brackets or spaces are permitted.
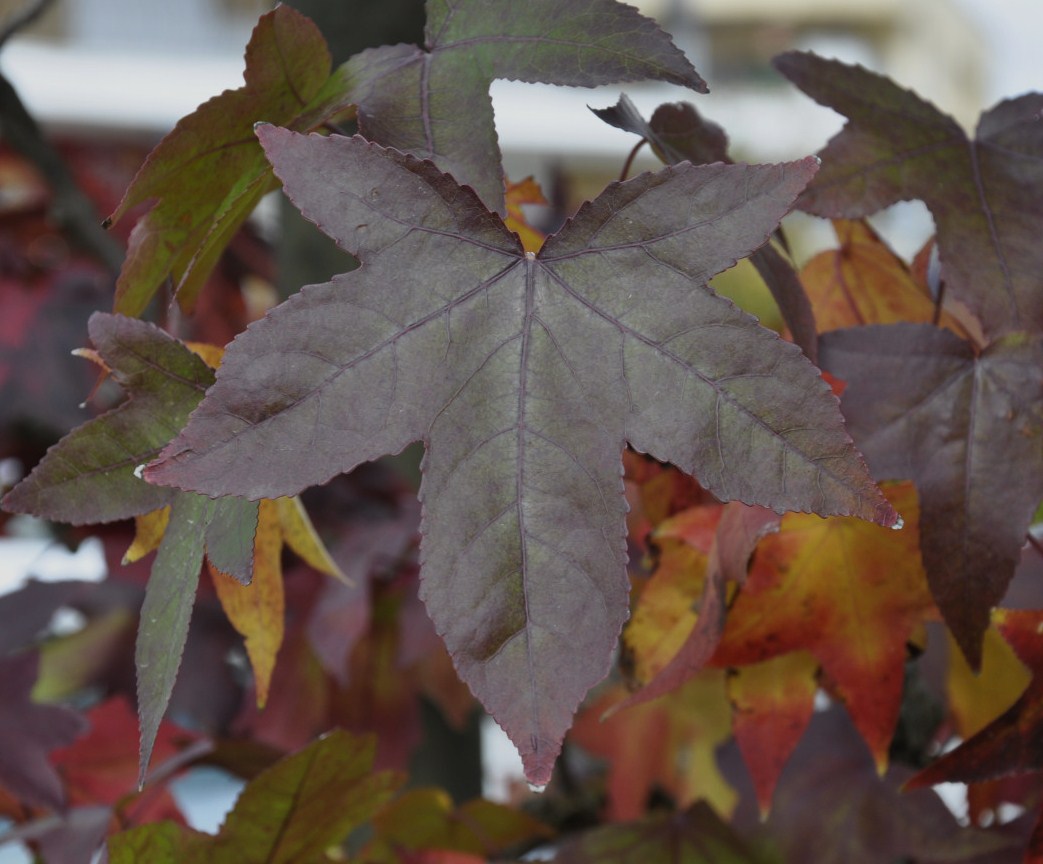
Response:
146,129,894,785
0,652,86,811
776,51,1043,339
592,93,818,361
820,324,1043,667
343,0,706,214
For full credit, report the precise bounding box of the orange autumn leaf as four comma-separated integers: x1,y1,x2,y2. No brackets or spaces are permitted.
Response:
623,505,721,686
712,482,935,774
211,499,284,707
570,672,737,821
801,219,965,334
727,650,818,816
621,502,779,712
503,175,547,253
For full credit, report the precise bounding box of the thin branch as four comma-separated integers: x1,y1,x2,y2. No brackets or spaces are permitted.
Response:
619,138,647,182
0,69,124,273
0,0,55,52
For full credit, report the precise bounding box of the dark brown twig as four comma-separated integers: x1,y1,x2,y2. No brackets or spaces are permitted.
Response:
0,0,124,273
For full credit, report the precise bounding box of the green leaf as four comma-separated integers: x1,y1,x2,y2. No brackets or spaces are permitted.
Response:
206,496,259,584
552,801,777,863
106,5,345,315
136,492,210,785
108,822,211,864
343,0,706,214
147,130,893,785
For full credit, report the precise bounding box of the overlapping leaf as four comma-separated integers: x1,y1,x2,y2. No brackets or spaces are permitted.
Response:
757,708,1021,864
344,0,706,214
145,128,894,784
776,51,1043,339
592,94,817,360
105,5,352,315
1,314,259,782
800,219,967,334
621,501,779,710
820,325,1043,666
712,482,933,774
910,609,1043,790
107,730,402,864
571,675,737,821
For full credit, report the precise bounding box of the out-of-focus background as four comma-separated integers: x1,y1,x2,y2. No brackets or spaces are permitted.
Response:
0,1,1040,860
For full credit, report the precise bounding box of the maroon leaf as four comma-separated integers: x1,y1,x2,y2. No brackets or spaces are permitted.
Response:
146,129,893,785
0,652,87,810
592,93,817,361
820,324,1043,666
343,0,706,213
775,51,1043,338
753,708,1021,864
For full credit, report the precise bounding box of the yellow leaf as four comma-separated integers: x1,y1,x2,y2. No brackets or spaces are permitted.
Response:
211,499,285,707
277,495,346,582
801,219,966,335
123,507,171,564
185,342,225,369
947,624,1030,738
504,175,548,254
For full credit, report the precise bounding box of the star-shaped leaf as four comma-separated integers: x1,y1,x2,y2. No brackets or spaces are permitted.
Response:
819,324,1043,666
343,0,706,214
106,5,352,315
146,128,894,785
775,51,1043,339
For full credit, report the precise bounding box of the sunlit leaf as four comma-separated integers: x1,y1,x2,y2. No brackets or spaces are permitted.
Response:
210,500,284,707
800,219,967,334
